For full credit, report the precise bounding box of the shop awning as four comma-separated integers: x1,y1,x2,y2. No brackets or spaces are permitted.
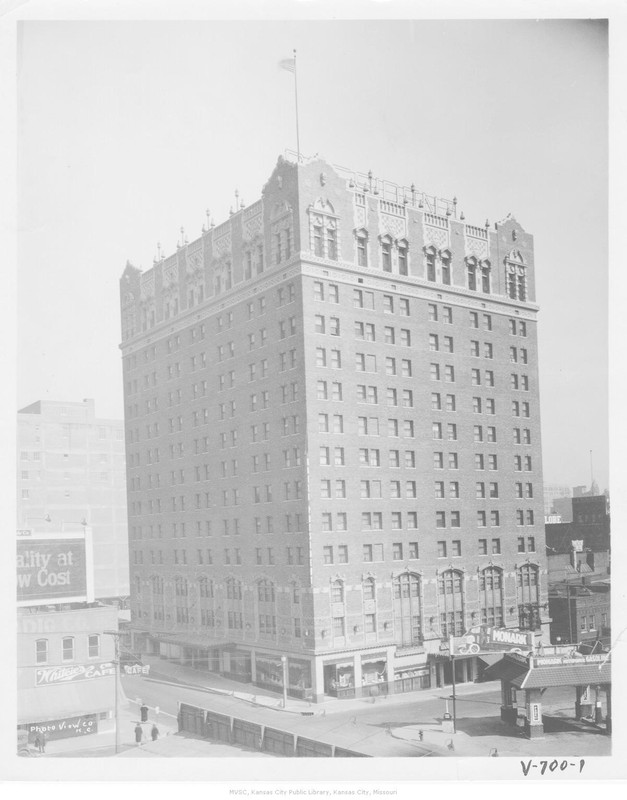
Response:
478,653,505,668
18,677,115,725
149,632,233,649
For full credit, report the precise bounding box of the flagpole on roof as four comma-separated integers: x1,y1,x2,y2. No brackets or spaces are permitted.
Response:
280,50,301,162
293,49,301,162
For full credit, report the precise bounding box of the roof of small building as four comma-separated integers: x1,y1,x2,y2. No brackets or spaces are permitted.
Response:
484,654,611,689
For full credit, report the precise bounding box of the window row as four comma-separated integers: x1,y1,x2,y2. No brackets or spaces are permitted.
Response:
35,634,100,665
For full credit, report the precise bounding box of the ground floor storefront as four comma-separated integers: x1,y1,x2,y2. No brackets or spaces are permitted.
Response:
131,629,488,703
17,677,115,745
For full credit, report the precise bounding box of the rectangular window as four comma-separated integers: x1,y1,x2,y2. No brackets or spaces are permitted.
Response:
36,639,48,664
88,634,100,658
62,637,74,662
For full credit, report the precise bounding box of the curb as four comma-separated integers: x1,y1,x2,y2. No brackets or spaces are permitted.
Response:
145,672,316,715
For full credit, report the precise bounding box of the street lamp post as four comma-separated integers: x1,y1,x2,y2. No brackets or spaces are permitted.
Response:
104,630,121,754
281,655,288,709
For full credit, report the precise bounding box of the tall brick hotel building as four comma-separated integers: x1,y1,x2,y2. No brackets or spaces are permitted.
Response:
119,154,548,701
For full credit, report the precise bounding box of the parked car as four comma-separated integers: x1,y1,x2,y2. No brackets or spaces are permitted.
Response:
17,729,33,757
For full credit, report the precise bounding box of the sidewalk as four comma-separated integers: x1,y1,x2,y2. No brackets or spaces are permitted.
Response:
40,691,178,758
140,654,493,716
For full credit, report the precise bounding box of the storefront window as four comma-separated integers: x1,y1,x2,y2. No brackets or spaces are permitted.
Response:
361,657,386,686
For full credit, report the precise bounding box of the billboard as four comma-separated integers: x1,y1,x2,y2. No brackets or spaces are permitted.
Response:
17,538,87,604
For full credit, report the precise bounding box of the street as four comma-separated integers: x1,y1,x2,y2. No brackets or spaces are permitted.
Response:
120,667,611,758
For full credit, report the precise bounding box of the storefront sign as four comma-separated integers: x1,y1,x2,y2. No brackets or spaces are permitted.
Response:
532,653,608,667
17,539,87,603
27,714,98,740
450,626,533,656
36,661,115,686
123,664,151,676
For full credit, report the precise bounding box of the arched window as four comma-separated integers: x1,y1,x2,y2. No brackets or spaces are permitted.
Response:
397,240,409,275
331,579,344,604
479,567,504,627
175,576,188,597
310,200,337,261
326,220,337,260
226,577,242,600
517,564,540,630
437,569,465,637
257,579,275,603
380,235,393,272
355,229,368,267
363,577,376,601
466,257,478,291
393,573,423,645
505,251,527,301
480,260,491,293
313,220,323,256
440,250,451,285
198,576,214,599
425,247,437,282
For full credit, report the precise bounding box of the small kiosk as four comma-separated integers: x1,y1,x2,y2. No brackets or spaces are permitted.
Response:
485,651,611,738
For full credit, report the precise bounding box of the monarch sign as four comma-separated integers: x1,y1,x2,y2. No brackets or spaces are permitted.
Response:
450,625,534,656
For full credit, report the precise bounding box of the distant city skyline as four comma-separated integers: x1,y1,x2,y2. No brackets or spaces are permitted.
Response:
17,19,608,490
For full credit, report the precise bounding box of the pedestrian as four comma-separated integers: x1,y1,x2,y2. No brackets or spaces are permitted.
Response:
135,723,143,746
151,724,159,741
34,734,41,753
39,732,46,753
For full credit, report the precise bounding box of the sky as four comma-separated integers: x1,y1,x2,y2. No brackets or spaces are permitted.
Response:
16,18,609,491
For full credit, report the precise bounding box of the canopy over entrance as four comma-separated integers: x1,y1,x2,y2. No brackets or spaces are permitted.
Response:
485,651,611,739
485,651,611,688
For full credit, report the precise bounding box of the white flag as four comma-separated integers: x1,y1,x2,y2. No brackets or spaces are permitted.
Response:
279,58,295,74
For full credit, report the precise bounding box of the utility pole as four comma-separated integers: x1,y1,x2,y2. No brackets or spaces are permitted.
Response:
281,655,288,709
104,630,121,754
566,583,574,645
451,653,457,734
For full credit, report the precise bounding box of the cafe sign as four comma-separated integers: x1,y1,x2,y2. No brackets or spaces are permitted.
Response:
123,664,151,676
36,661,115,686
